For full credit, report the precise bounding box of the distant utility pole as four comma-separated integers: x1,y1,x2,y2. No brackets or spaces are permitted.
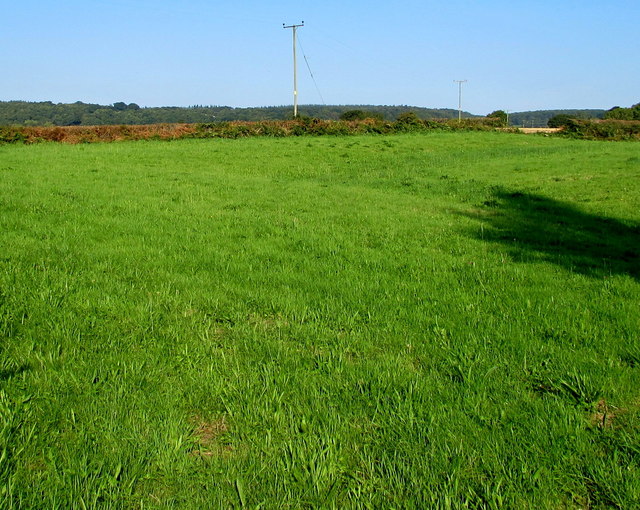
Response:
454,80,467,122
283,21,304,118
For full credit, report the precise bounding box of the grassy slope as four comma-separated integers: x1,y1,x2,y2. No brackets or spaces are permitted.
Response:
1,133,639,508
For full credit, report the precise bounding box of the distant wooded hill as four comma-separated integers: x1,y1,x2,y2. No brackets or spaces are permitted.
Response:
0,101,606,127
508,109,605,128
0,101,471,127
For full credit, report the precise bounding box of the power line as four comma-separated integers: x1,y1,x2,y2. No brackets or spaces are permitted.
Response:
296,32,325,105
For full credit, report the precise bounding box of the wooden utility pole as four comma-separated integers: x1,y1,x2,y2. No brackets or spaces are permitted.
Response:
454,80,467,122
283,21,304,118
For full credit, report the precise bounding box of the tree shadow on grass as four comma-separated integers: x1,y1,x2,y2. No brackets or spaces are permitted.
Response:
462,189,640,280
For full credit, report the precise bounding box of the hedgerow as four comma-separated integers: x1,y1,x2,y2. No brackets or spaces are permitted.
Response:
559,119,640,141
1,116,635,144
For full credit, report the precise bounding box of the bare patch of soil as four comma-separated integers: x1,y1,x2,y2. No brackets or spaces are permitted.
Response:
248,313,289,330
189,416,234,459
589,399,621,430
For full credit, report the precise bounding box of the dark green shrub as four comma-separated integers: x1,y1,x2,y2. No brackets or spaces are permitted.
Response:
394,112,424,131
0,127,26,143
548,114,576,128
359,119,393,134
321,121,351,136
604,105,639,120
487,110,508,126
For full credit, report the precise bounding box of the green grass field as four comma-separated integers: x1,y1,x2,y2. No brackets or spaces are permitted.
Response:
1,132,639,508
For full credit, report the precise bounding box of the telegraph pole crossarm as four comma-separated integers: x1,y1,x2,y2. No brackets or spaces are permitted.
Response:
283,21,304,118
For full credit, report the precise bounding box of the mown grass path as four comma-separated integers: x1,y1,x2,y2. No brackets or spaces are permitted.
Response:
1,132,639,507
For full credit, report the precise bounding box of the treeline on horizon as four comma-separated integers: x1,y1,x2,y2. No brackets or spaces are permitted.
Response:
0,100,610,128
0,101,466,127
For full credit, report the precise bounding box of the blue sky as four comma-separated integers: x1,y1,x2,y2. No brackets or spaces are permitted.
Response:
1,0,638,114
